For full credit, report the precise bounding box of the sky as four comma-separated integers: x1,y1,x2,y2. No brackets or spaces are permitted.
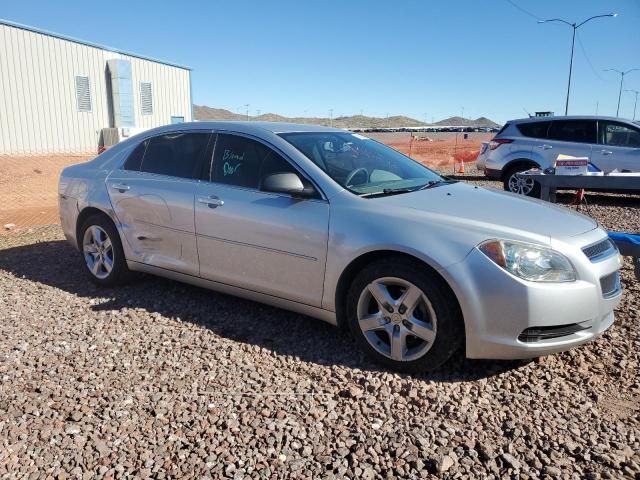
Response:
2,0,639,124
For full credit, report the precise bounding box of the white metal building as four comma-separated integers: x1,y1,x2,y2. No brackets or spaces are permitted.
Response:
0,19,193,154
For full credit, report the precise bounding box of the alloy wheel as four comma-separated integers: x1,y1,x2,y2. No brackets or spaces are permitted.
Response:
82,225,114,280
356,277,437,362
508,172,535,195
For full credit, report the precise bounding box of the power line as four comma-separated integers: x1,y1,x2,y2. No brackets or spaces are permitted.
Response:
503,0,541,20
575,32,607,83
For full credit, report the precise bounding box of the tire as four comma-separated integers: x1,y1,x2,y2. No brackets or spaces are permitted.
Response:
346,258,463,373
503,164,540,197
79,214,131,287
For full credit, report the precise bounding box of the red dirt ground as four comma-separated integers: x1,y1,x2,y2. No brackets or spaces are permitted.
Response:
0,133,492,232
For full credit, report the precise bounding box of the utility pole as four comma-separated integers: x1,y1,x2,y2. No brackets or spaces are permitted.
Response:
604,69,640,116
538,13,617,115
244,104,250,121
329,109,333,127
625,89,639,120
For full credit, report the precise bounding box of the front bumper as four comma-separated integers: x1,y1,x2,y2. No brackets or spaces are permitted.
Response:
442,237,622,360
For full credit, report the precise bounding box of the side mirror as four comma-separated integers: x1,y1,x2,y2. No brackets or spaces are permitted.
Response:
261,172,313,197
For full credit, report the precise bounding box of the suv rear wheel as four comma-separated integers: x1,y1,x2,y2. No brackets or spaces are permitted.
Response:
503,164,540,197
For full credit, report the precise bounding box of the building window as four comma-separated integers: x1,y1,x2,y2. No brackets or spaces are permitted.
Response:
75,75,92,112
140,82,153,115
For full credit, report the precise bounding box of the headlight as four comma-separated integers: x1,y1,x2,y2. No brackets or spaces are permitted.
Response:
478,240,576,282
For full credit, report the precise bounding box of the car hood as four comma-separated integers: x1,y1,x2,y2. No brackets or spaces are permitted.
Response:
373,182,597,239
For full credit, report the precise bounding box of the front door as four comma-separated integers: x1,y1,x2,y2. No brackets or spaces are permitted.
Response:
195,133,329,307
107,131,211,276
592,120,640,172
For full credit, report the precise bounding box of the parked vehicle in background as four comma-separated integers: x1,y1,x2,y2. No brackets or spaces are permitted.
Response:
475,141,490,171
59,122,622,372
484,116,640,196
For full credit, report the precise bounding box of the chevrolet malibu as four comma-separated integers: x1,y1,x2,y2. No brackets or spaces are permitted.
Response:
58,122,623,372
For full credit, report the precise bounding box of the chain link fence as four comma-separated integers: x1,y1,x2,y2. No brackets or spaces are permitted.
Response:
0,154,91,237
0,133,491,238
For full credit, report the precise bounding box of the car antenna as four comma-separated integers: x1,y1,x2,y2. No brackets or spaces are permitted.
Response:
522,107,533,118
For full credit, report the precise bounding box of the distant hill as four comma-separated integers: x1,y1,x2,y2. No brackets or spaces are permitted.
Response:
193,105,500,129
434,116,500,128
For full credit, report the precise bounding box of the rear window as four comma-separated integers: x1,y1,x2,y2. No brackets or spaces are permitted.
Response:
517,121,551,139
495,123,510,136
548,120,596,144
139,133,211,179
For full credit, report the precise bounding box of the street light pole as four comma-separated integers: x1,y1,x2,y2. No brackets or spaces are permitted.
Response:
538,13,616,115
624,89,639,120
604,69,640,116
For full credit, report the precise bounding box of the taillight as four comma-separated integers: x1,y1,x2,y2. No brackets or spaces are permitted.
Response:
489,138,513,150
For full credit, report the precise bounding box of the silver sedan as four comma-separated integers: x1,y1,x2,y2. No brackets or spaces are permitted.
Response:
58,122,623,371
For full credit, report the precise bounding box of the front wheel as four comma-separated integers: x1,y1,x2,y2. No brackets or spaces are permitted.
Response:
79,214,131,286
503,166,540,197
346,259,463,372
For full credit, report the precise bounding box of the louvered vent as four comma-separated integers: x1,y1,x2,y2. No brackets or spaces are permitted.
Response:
75,76,92,112
140,82,153,115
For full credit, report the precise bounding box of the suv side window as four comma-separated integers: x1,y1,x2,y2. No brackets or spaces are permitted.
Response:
516,121,551,139
212,134,298,189
599,121,640,147
548,120,597,144
139,133,211,179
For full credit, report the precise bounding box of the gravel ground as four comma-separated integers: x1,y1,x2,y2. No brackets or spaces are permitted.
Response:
1,179,639,479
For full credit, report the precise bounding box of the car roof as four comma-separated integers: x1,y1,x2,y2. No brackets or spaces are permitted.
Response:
142,121,348,136
508,115,635,124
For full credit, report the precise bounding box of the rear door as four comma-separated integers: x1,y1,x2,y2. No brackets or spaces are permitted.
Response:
107,131,211,276
592,120,640,172
512,120,551,166
194,132,330,307
543,119,596,166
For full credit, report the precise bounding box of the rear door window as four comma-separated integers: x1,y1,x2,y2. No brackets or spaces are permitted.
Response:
516,121,551,139
139,132,211,179
548,120,597,144
599,121,640,147
123,140,148,171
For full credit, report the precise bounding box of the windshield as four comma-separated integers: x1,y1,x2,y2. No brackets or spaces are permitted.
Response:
279,132,444,195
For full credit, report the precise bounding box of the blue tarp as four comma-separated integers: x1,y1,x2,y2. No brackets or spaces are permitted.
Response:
608,231,640,257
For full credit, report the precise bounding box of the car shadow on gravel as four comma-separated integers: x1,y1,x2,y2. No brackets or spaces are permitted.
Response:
0,240,529,382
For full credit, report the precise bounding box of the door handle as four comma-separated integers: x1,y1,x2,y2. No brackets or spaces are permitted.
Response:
198,196,224,208
600,149,613,156
539,144,553,150
111,183,130,192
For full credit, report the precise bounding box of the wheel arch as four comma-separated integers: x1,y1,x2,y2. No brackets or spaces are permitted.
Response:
501,158,540,180
334,250,464,335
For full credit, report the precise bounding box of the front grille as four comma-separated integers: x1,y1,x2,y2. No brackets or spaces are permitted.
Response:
600,271,621,298
518,323,591,343
582,238,616,262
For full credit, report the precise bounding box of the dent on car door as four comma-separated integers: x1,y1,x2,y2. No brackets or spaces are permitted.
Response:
593,121,640,172
107,132,212,275
194,133,330,307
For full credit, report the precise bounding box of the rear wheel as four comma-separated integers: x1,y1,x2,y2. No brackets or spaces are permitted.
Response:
503,165,540,197
79,214,130,286
346,258,463,372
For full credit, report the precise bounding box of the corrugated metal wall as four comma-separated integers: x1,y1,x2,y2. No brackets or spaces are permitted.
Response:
0,23,192,155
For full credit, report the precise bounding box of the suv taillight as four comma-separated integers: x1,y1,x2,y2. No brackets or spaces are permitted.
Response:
489,138,513,150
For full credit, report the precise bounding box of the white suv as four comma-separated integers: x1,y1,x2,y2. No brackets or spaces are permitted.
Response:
484,116,640,195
